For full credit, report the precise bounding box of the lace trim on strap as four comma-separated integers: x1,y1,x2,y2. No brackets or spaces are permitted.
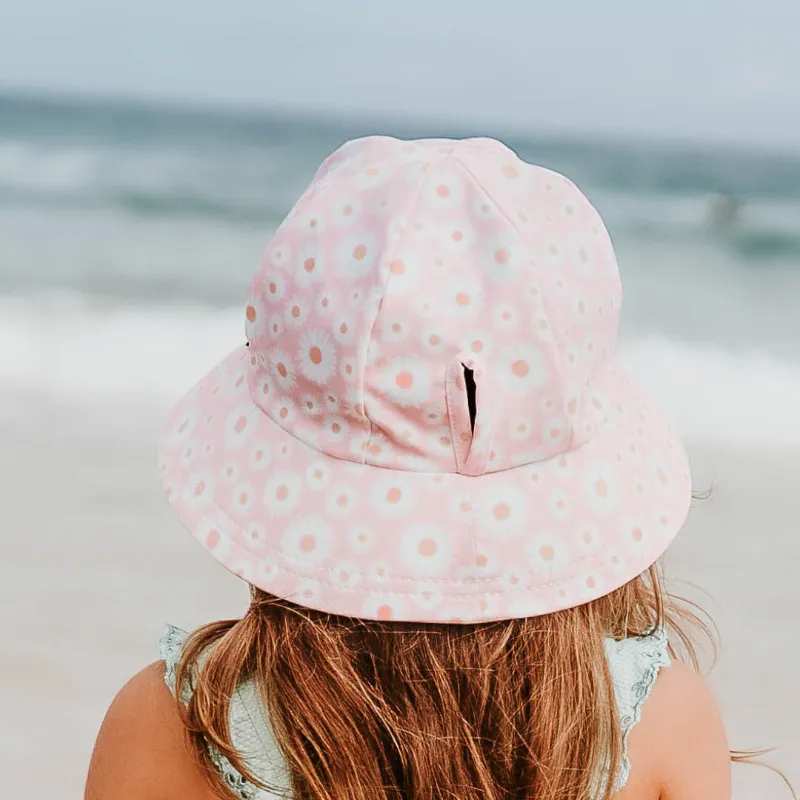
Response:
604,627,671,793
157,626,262,800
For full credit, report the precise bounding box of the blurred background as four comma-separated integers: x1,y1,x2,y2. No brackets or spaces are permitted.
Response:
1,1,799,797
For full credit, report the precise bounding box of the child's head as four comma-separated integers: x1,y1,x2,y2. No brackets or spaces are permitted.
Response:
160,136,690,623
159,136,699,799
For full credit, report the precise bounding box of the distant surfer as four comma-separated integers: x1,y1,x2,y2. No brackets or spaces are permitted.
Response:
706,192,741,229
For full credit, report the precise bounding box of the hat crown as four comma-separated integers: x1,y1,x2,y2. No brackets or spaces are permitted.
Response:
244,137,622,474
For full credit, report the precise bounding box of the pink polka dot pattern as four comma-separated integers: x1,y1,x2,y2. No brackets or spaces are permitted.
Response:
159,136,691,623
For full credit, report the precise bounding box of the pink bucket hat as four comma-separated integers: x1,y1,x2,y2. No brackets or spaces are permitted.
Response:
158,136,691,623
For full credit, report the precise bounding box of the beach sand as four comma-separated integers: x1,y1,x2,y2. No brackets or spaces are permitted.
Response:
1,394,797,799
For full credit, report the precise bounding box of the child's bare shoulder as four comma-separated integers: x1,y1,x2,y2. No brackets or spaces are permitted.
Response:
623,660,731,799
85,663,218,800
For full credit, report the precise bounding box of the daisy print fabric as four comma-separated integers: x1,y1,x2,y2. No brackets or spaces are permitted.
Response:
159,136,691,624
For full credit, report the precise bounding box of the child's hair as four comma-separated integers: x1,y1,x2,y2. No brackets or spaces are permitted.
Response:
174,563,740,800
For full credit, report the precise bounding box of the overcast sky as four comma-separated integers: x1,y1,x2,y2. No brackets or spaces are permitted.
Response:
2,0,799,148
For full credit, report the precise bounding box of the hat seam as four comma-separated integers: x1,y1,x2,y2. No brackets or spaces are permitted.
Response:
451,154,576,451
240,346,620,479
361,166,438,466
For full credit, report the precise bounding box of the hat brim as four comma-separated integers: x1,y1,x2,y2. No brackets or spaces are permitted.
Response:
159,346,691,623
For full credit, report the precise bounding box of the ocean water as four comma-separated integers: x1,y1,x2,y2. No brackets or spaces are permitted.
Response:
2,94,800,797
2,93,800,445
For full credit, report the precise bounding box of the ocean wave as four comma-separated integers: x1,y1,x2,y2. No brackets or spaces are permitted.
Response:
2,296,798,447
0,186,285,226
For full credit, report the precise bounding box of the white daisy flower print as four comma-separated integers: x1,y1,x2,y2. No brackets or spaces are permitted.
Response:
220,460,241,485
421,404,445,426
263,471,303,516
325,484,359,518
461,331,493,359
273,397,297,426
338,233,378,278
509,417,534,442
583,465,620,514
332,197,361,227
529,309,554,342
541,237,563,269
330,562,361,590
473,192,500,221
385,249,422,294
500,345,550,395
281,515,332,563
415,589,445,614
449,491,473,521
244,522,267,551
266,314,283,340
420,325,447,355
323,391,340,413
371,194,392,215
254,375,273,409
333,314,356,345
224,405,258,449
371,475,416,517
356,162,390,189
342,387,365,419
231,481,256,516
483,233,523,283
244,296,266,343
477,485,527,540
316,291,336,315
267,242,292,271
369,562,394,586
299,392,324,418
167,405,197,444
178,440,198,469
526,534,569,574
297,329,336,385
571,234,595,273
407,215,433,243
443,218,477,253
349,525,374,554
378,357,431,406
291,577,325,606
574,293,590,322
542,417,569,451
184,471,215,509
549,489,570,520
200,439,215,461
576,524,602,557
447,279,484,317
362,593,406,621
263,271,286,304
323,415,349,443
224,366,249,399
269,349,296,391
249,441,271,471
293,207,326,233
399,524,453,576
414,295,436,319
306,459,333,490
493,303,520,331
295,243,325,287
423,172,464,209
284,296,309,329
381,316,409,343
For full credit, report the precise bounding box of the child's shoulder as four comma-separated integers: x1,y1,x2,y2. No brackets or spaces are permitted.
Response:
85,661,218,800
622,660,730,799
